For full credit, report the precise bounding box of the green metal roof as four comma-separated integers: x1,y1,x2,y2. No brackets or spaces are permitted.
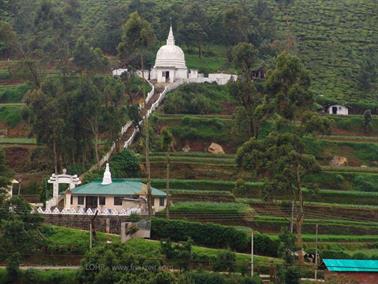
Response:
71,179,166,197
323,259,378,272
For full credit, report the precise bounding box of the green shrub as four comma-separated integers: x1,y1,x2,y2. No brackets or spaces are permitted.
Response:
305,171,378,191
181,271,262,284
0,69,10,80
151,218,278,257
21,269,78,284
171,116,231,142
168,202,254,219
0,83,30,103
0,104,23,126
110,149,140,178
212,250,236,272
320,249,351,259
163,83,233,115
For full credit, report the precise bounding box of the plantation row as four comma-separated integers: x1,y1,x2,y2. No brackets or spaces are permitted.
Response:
147,160,378,191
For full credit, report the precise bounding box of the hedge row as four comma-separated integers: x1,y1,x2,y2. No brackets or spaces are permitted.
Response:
151,218,278,257
305,171,378,192
251,218,378,236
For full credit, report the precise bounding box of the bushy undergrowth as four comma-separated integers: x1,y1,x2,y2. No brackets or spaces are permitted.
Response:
0,104,23,126
168,201,253,216
171,116,232,143
151,218,278,257
305,171,378,191
163,83,233,115
0,83,30,103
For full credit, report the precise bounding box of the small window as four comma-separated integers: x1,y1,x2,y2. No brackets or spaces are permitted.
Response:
70,195,73,205
159,197,165,207
114,197,123,206
78,196,84,205
99,196,105,205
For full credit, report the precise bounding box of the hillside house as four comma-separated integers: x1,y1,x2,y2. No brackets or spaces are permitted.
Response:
327,104,349,115
63,163,167,214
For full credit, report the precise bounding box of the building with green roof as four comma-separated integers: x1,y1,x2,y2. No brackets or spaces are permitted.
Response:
64,163,167,214
324,259,378,284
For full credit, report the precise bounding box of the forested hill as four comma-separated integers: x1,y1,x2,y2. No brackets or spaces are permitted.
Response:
78,0,378,106
66,0,378,108
281,0,378,108
2,0,378,108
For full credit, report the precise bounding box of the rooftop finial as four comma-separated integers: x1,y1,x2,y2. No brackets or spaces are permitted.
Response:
166,24,175,46
101,163,112,185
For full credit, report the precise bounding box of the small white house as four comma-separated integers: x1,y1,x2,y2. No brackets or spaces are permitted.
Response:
112,68,128,77
327,105,349,116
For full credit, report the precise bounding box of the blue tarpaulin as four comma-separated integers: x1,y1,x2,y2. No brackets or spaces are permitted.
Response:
324,259,378,272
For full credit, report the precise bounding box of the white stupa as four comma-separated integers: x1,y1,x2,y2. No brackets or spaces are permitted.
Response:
101,163,112,185
150,26,197,83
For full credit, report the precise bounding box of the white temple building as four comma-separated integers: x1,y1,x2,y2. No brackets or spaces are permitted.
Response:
149,26,195,83
145,26,236,85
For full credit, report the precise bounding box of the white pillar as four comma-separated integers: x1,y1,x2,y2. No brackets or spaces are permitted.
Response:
53,182,59,198
65,191,71,209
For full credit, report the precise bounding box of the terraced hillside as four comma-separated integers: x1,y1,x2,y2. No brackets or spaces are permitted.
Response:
127,78,378,262
76,0,378,107
282,0,378,108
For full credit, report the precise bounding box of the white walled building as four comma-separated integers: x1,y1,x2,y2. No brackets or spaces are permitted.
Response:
146,26,236,85
150,26,191,83
327,105,349,115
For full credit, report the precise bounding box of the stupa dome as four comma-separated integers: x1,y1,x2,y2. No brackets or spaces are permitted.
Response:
154,26,187,69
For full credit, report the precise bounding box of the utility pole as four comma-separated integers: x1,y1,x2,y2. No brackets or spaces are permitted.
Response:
89,222,93,249
315,224,319,280
290,200,294,233
251,230,254,278
90,210,98,249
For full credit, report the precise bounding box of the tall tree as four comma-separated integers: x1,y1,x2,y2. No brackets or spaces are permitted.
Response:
265,52,312,121
0,20,17,58
178,3,208,57
236,52,329,265
223,4,250,45
73,37,109,73
160,128,174,219
0,193,43,275
236,132,320,264
118,11,156,71
118,12,156,217
363,109,373,133
230,42,268,139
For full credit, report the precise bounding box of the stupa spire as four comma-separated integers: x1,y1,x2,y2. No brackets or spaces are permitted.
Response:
166,25,175,46
101,163,112,185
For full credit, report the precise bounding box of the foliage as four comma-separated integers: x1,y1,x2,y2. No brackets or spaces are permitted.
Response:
278,228,296,265
0,196,43,269
160,238,192,271
25,74,126,172
0,104,23,127
265,52,312,121
110,149,140,178
151,218,278,257
77,243,175,284
163,83,232,115
72,37,109,72
212,250,236,273
0,83,30,103
363,109,373,133
277,265,300,284
170,116,231,143
118,11,156,70
182,271,262,284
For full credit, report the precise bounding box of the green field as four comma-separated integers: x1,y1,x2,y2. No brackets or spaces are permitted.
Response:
0,104,24,127
0,137,36,144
